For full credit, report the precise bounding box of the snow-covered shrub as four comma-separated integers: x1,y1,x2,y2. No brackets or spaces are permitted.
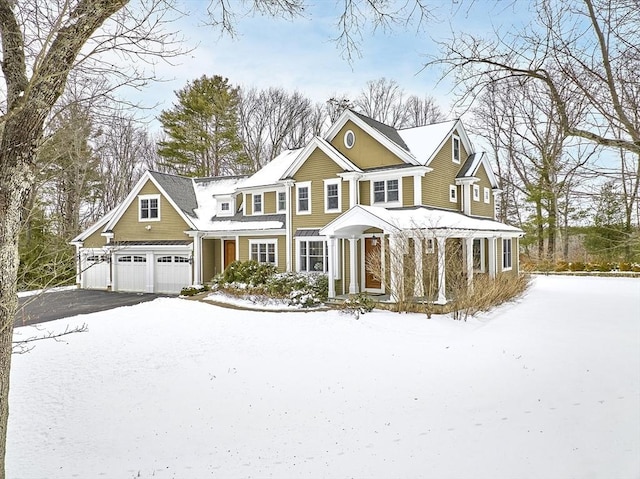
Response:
219,260,277,287
340,292,376,319
180,285,210,296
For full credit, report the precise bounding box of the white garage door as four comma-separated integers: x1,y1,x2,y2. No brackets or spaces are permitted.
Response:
81,252,109,290
154,254,191,294
115,255,148,292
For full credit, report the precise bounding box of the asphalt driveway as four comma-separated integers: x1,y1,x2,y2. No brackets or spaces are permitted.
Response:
15,289,167,327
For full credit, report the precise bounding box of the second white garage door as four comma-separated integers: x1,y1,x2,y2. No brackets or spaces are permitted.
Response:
154,254,191,294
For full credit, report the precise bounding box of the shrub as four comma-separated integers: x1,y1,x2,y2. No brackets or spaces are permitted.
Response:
554,261,569,272
449,273,530,321
619,262,632,272
180,285,209,296
569,262,585,271
220,260,277,287
340,292,376,319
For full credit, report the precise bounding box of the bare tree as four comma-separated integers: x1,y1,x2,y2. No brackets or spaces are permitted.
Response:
430,0,640,155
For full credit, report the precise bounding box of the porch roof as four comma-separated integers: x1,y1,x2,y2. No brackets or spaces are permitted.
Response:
319,205,523,237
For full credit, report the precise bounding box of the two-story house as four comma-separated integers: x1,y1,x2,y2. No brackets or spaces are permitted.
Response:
71,109,523,302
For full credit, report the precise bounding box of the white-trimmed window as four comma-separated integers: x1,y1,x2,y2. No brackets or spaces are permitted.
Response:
298,239,328,273
452,135,461,164
278,191,286,212
250,239,277,265
449,185,458,203
473,184,480,202
219,199,233,216
502,238,512,271
253,193,263,214
473,238,485,272
138,194,160,221
296,182,311,214
344,130,355,149
484,187,491,204
372,179,400,204
425,238,435,254
324,179,342,213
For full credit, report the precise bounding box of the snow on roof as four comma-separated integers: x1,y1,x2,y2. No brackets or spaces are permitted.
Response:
192,176,245,230
241,149,302,189
205,218,284,232
359,205,522,234
397,120,458,165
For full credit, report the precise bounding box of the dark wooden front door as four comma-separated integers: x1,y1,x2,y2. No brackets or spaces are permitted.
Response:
224,240,236,270
364,237,382,289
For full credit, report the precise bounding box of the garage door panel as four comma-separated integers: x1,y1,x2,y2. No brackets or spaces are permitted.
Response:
81,252,109,290
115,255,147,292
155,255,191,294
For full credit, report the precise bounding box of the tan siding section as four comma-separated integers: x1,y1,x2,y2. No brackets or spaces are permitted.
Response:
470,163,494,218
402,176,414,207
112,181,191,242
292,148,347,229
264,191,276,214
423,133,463,211
83,227,107,248
202,239,216,282
360,180,371,206
330,120,405,169
245,194,253,215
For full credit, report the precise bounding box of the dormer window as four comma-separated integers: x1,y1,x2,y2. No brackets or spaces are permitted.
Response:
221,202,230,211
253,193,263,214
278,192,286,212
453,136,461,164
138,194,160,221
218,198,234,216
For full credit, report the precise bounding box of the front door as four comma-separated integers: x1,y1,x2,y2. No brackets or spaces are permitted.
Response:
364,237,382,289
224,240,236,270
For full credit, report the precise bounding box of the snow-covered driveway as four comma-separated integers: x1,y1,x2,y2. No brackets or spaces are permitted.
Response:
8,275,640,479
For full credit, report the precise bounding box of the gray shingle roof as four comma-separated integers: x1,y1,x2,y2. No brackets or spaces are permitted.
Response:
149,171,198,218
351,110,410,151
456,153,478,179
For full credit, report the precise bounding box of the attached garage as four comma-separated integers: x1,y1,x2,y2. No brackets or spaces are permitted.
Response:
110,241,194,294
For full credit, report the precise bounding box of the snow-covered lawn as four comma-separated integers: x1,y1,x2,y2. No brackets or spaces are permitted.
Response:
8,275,640,479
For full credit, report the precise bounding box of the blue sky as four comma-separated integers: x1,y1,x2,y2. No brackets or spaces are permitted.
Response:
129,0,534,128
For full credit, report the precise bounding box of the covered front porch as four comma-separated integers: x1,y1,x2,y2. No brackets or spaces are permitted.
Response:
319,205,523,303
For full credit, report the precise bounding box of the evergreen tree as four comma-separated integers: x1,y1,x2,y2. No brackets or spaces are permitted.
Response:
585,181,627,262
158,75,247,177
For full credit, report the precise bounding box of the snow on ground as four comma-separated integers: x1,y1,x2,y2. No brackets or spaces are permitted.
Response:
7,275,640,479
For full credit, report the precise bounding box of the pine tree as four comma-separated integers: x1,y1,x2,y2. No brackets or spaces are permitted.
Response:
157,75,248,177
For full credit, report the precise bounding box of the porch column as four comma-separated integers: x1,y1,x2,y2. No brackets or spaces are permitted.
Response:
436,235,447,305
413,236,424,297
192,233,203,287
389,234,404,302
465,237,474,292
348,236,359,294
327,236,336,298
488,237,497,279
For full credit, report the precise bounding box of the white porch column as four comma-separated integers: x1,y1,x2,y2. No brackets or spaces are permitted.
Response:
413,236,424,297
465,237,474,292
284,180,294,271
348,237,359,294
436,235,447,304
488,237,497,279
327,236,336,298
389,234,404,302
192,233,203,287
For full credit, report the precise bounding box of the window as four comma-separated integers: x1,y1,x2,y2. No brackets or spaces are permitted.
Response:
425,238,435,254
221,202,230,211
157,256,172,263
250,240,277,265
452,136,461,164
373,179,399,204
449,185,457,203
278,192,286,212
175,256,190,263
139,194,160,221
253,194,263,214
473,238,485,272
473,184,480,202
484,187,490,204
324,179,341,212
118,255,146,263
296,182,311,214
299,240,327,272
344,130,355,149
502,238,512,271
